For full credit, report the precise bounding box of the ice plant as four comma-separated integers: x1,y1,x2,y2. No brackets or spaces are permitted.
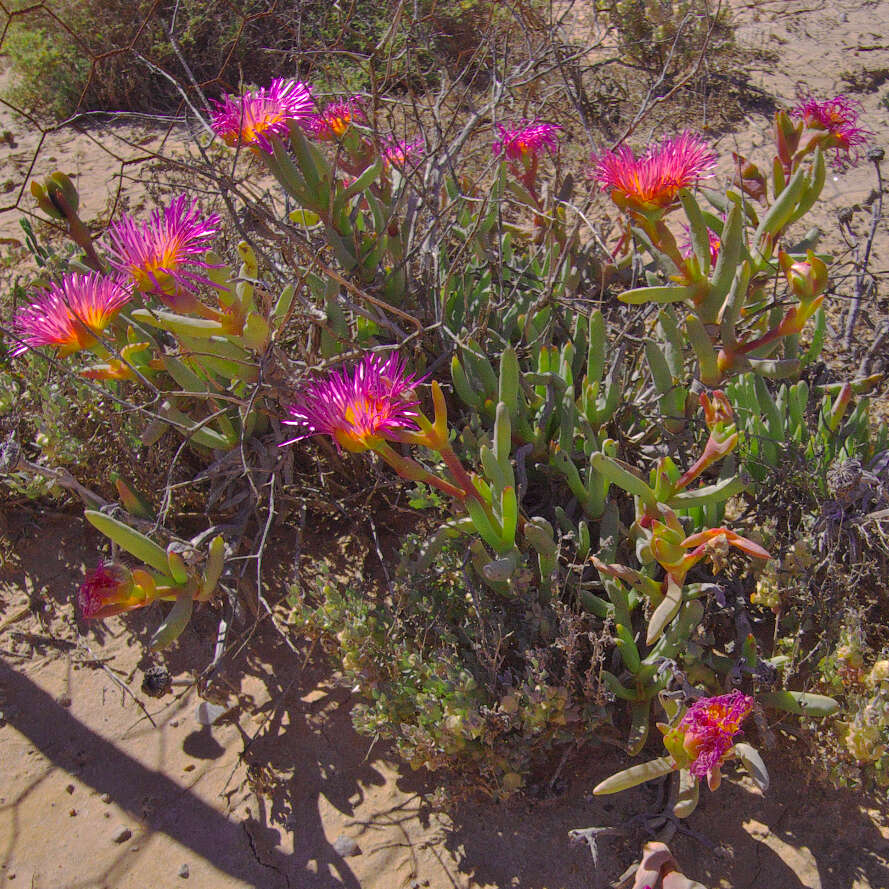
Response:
493,121,562,161
591,132,717,213
11,272,131,356
791,95,870,170
281,352,416,452
648,509,769,590
105,195,221,310
382,137,425,169
493,120,562,193
283,353,482,504
79,561,146,619
283,352,419,453
211,78,314,152
661,691,754,789
305,96,365,141
673,391,738,491
718,250,828,373
594,689,763,799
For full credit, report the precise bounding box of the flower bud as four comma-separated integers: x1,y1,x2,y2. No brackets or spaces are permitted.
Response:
30,172,80,220
78,561,146,619
774,110,803,166
47,172,80,215
780,250,828,302
827,383,853,432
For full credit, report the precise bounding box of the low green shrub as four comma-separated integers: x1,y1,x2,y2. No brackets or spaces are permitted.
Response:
2,0,536,119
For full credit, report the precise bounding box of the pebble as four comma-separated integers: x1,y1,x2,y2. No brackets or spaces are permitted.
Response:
332,835,361,857
130,846,139,853
195,702,228,726
69,809,76,817
57,695,72,708
65,784,75,795
101,793,112,804
183,764,195,773
111,826,132,844
178,864,190,879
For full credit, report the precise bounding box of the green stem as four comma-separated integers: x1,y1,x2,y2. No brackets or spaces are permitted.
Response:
372,441,465,500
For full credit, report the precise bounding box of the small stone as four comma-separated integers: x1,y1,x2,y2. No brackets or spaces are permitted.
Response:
57,695,72,708
111,826,132,844
183,764,195,773
65,784,75,795
101,793,112,804
170,720,179,728
332,835,361,857
178,864,190,879
195,702,229,726
7,872,15,880
69,809,77,817
130,846,139,853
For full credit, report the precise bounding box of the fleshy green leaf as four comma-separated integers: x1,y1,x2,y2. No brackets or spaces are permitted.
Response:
758,690,839,717
593,756,676,794
150,595,194,651
85,510,171,577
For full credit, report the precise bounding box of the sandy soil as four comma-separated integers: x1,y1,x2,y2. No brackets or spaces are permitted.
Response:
2,2,889,888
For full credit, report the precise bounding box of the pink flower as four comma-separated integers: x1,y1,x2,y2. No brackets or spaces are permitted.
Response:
11,273,131,356
493,121,562,161
305,96,365,140
79,561,145,619
678,691,753,784
283,352,419,453
105,195,220,303
681,225,721,265
791,95,870,170
211,78,314,152
382,137,425,169
591,132,717,211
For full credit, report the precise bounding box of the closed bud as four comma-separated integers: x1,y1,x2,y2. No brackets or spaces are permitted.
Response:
827,383,853,432
47,171,80,215
780,249,828,301
30,180,66,220
774,110,803,165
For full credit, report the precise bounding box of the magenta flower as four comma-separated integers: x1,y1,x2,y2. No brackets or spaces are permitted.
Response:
79,561,145,620
493,121,563,161
681,225,721,265
211,78,314,152
283,352,419,453
382,137,425,169
305,96,365,140
591,132,717,212
10,273,131,356
105,195,220,304
673,691,753,787
791,95,871,170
